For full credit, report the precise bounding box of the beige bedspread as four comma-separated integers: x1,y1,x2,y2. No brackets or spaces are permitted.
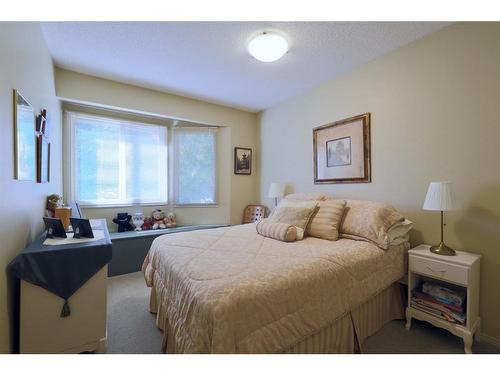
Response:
142,223,407,353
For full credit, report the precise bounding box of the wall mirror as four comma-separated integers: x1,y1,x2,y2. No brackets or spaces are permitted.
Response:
14,89,36,180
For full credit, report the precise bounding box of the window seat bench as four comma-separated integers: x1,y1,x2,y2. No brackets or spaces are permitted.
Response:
108,224,228,277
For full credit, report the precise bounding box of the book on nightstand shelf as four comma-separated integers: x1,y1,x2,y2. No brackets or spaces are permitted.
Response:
410,281,466,325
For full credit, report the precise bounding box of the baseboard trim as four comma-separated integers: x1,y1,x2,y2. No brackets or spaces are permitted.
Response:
479,333,500,348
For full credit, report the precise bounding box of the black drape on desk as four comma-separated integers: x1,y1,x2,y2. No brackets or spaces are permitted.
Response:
8,219,112,317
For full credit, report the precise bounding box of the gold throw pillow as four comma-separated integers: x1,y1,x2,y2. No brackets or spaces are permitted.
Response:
338,199,405,249
306,199,346,241
256,219,297,242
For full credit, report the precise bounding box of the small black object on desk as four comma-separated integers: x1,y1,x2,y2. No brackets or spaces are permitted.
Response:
112,212,134,232
8,219,112,318
43,217,67,238
70,217,94,239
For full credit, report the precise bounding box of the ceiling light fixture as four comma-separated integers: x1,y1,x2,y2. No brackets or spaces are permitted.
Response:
247,32,289,62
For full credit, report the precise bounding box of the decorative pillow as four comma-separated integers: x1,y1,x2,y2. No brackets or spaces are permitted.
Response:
256,219,297,242
306,199,346,241
268,200,318,240
388,234,410,246
341,232,409,246
388,219,413,245
338,199,405,249
284,193,328,201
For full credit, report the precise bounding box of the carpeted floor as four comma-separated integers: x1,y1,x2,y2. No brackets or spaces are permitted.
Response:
107,272,499,354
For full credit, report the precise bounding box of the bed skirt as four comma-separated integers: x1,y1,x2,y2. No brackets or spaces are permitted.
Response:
148,282,405,354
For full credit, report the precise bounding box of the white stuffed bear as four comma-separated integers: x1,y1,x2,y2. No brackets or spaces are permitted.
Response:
131,212,145,231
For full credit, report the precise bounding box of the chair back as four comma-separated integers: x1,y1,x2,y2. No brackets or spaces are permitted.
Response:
242,205,267,224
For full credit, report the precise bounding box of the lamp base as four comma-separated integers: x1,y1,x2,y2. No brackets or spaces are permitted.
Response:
429,242,456,256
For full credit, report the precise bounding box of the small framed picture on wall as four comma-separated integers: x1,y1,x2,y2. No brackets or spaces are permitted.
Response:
37,134,50,183
234,147,252,175
36,109,47,134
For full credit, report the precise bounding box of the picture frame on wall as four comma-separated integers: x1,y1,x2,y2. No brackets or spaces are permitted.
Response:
234,147,252,175
13,89,36,181
36,110,47,134
313,113,371,184
37,134,50,183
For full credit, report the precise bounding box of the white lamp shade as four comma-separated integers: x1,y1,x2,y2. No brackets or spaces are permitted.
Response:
423,182,456,211
268,183,285,199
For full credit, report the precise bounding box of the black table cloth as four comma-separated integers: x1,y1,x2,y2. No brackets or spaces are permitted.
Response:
8,219,112,317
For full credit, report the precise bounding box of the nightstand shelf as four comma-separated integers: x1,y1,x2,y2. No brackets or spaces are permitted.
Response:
405,244,481,354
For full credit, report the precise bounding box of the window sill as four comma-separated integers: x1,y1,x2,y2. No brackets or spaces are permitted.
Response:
173,203,219,208
78,202,220,209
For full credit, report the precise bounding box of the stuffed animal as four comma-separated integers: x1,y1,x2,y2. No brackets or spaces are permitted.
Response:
46,194,63,217
113,212,134,232
152,209,167,230
131,212,145,231
142,216,153,231
165,212,177,227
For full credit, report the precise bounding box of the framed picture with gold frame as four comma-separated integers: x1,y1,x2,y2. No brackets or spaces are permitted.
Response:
313,113,371,184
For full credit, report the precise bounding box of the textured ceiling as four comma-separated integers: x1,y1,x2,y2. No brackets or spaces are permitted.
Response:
40,22,450,112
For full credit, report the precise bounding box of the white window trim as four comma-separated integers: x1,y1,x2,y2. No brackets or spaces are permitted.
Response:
171,126,219,206
65,111,169,207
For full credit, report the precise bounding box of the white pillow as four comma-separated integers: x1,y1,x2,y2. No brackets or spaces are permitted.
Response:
387,219,413,245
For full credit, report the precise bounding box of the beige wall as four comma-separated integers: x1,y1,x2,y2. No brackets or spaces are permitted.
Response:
0,23,62,353
259,22,500,341
55,68,260,228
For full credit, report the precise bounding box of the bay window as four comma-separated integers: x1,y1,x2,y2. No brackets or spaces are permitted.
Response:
66,111,217,207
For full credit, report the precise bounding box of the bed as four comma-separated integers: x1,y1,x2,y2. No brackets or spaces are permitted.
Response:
142,222,408,353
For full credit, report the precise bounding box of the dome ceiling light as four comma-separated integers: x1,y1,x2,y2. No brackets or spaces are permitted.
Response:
247,31,289,62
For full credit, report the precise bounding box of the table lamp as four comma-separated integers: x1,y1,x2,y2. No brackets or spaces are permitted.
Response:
268,183,285,207
423,181,456,256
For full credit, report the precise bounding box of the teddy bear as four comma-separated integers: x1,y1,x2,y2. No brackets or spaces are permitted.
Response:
165,212,177,227
131,212,145,231
113,212,134,232
142,216,153,231
46,194,63,217
152,209,167,230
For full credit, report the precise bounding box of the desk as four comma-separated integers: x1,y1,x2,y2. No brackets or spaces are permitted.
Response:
9,219,112,353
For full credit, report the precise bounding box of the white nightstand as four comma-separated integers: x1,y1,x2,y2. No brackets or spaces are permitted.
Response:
405,244,481,354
